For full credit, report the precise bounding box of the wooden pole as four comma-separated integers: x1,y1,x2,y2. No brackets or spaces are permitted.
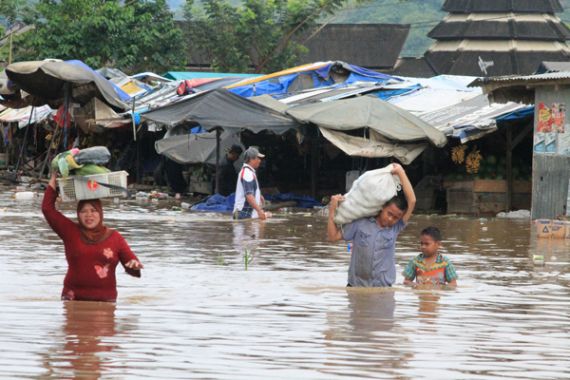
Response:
215,128,221,194
131,99,137,141
310,130,319,198
8,32,13,65
506,126,513,211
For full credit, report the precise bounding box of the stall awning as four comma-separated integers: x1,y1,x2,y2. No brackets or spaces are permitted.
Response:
0,105,53,128
142,89,299,134
319,127,427,164
286,95,447,147
155,128,242,165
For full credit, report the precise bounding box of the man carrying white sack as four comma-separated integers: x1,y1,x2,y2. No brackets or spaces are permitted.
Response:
327,163,416,287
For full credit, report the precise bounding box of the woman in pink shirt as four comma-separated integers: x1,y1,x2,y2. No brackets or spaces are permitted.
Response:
42,173,143,302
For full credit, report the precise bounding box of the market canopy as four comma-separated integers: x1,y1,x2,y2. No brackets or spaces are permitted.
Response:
142,88,299,134
286,95,447,147
5,60,130,111
319,127,428,164
0,104,53,128
155,128,242,165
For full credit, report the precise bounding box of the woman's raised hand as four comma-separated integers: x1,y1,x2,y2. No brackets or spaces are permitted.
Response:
125,259,144,270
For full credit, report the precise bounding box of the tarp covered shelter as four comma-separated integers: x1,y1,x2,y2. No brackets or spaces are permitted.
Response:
5,60,130,111
155,128,242,165
286,95,447,146
142,88,299,134
253,94,447,164
287,96,447,164
145,88,299,193
0,104,53,128
318,127,428,164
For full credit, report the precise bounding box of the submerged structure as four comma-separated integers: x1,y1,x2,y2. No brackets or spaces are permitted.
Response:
424,0,570,76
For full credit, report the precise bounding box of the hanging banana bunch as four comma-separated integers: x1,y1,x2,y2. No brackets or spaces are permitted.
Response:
465,148,483,174
451,145,467,164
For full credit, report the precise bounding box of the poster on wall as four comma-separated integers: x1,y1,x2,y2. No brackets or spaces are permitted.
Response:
535,102,570,155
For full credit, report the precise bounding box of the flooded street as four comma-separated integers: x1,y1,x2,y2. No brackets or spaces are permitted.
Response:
1,188,569,379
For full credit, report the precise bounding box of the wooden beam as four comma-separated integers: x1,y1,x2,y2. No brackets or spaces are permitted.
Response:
506,126,513,210
310,134,318,198
512,122,533,149
214,128,221,194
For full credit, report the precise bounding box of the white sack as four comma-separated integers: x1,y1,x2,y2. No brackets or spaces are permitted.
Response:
334,164,401,225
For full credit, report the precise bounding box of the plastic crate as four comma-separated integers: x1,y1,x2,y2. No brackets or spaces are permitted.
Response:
57,171,129,202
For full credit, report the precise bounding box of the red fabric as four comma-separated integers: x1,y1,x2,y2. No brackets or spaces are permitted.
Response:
42,186,140,302
54,105,72,128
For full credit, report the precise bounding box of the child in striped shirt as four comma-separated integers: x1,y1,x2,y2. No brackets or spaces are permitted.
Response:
403,226,457,287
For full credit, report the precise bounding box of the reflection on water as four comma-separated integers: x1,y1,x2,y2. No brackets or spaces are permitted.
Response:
42,302,118,379
0,191,569,379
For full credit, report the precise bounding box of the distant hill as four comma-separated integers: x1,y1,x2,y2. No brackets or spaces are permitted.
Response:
169,0,570,57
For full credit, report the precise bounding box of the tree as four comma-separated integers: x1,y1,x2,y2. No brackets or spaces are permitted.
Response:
0,0,29,24
0,0,36,64
184,0,354,73
11,0,186,74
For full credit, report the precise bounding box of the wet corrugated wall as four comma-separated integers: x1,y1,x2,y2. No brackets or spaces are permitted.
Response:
531,86,570,219
531,154,570,219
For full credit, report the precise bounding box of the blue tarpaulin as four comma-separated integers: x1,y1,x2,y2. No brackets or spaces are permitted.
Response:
191,193,321,212
67,60,131,103
495,106,534,122
229,61,398,98
372,84,422,100
191,194,235,213
264,193,321,208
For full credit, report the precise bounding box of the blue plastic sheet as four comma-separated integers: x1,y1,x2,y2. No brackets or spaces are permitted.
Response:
229,62,397,98
191,193,235,212
191,192,321,212
264,193,321,208
372,84,422,100
495,106,534,122
67,60,131,102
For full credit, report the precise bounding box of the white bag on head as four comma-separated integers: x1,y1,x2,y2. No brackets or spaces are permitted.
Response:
334,164,402,225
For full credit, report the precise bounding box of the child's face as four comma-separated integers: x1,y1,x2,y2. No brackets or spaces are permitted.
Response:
420,234,440,258
378,203,404,227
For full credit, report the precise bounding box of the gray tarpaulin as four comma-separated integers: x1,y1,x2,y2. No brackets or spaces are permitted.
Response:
286,95,447,147
5,60,129,111
319,127,427,164
142,89,298,134
155,128,242,165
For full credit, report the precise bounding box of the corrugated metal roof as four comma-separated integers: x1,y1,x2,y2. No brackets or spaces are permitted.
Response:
425,50,570,76
471,70,570,86
428,20,570,41
442,0,563,14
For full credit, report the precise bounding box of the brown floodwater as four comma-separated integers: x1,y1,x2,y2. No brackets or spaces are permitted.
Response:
1,189,569,379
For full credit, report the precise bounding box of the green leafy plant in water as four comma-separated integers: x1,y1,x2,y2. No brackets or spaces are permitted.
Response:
216,253,226,266
244,248,254,270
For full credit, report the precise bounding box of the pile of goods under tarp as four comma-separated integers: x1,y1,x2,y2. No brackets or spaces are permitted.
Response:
333,164,401,225
51,146,111,177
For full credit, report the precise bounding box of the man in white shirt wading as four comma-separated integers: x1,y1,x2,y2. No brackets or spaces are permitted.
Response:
232,147,270,220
